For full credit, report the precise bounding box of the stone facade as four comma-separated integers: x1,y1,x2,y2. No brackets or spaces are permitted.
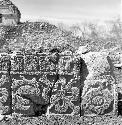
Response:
0,50,117,118
0,0,21,25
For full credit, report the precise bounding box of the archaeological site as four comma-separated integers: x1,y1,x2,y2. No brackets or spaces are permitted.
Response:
0,0,121,124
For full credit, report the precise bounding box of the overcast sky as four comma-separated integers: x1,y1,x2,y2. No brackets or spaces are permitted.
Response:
11,0,121,24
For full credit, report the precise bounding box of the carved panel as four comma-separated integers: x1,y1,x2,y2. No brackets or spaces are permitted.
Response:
24,53,39,72
11,72,57,116
0,54,11,115
0,73,11,115
11,52,58,116
0,54,10,71
11,52,24,72
48,54,81,115
12,74,42,116
38,53,57,74
0,51,118,118
82,75,116,116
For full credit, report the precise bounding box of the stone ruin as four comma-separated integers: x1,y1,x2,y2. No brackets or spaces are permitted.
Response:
0,0,21,25
0,46,120,124
0,0,121,124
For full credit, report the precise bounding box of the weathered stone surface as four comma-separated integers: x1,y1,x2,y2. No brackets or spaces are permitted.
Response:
10,52,58,116
0,49,118,118
77,50,117,116
0,53,11,115
0,0,21,25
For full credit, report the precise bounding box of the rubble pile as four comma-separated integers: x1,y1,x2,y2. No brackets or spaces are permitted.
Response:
0,22,79,53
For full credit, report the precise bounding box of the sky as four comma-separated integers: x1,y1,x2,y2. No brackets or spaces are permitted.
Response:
11,0,121,25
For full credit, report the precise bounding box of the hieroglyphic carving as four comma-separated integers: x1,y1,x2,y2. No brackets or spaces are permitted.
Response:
0,54,10,71
10,51,58,116
0,50,118,118
24,53,39,72
11,52,24,72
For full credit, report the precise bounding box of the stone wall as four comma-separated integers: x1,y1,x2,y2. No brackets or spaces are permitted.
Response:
0,49,118,119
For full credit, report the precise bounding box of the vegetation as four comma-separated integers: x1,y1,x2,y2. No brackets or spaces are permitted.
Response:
0,18,121,54
0,21,80,53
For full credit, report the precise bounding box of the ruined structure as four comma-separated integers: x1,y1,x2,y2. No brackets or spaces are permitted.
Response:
0,49,117,117
0,1,121,123
0,0,21,25
0,47,121,124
